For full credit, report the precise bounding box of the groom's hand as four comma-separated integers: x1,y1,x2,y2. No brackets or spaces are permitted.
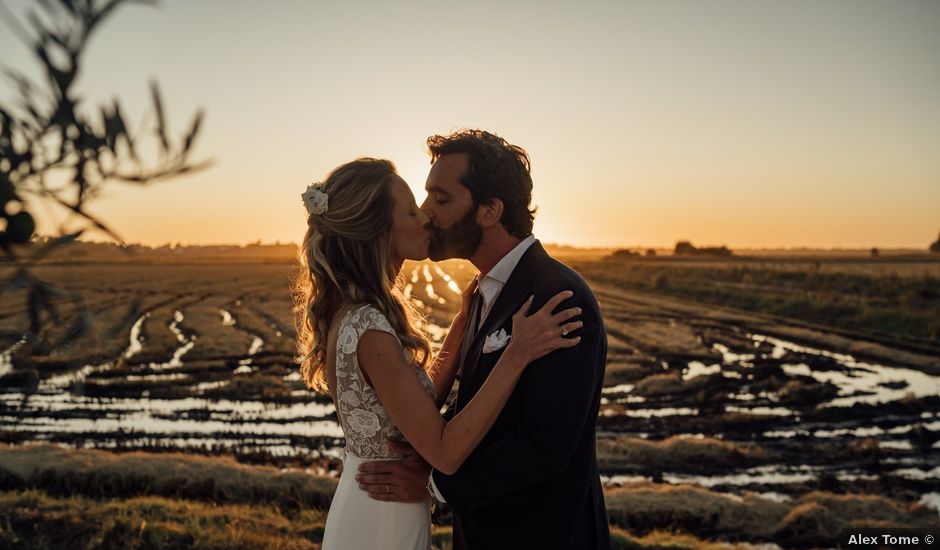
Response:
356,440,431,502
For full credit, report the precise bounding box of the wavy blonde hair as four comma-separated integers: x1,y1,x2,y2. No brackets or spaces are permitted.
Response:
291,158,431,394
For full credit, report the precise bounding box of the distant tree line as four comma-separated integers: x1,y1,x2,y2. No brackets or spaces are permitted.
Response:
673,241,733,257
609,248,658,259
608,241,733,259
12,236,297,262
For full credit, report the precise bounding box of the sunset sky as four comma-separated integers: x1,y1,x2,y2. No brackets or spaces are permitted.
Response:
2,0,938,249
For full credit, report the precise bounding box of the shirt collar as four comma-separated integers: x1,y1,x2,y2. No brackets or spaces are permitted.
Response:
478,235,536,303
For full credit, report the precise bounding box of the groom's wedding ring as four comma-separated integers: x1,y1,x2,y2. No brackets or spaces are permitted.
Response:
385,484,390,494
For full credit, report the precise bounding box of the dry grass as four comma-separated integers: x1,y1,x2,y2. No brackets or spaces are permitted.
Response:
605,481,940,546
597,435,774,473
609,527,769,549
0,489,324,549
769,493,940,549
178,297,256,360
610,319,714,358
575,257,940,345
604,360,652,385
0,488,755,550
2,445,937,549
632,371,715,397
633,371,685,397
606,481,789,539
0,444,336,513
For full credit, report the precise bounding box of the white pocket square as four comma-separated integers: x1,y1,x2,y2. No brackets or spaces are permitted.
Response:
482,328,511,354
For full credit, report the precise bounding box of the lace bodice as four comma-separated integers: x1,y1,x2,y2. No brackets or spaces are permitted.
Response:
334,304,436,459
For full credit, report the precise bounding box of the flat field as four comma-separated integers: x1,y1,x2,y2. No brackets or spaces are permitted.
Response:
1,255,938,548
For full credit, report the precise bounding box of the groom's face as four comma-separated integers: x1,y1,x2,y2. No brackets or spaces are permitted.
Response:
421,153,483,261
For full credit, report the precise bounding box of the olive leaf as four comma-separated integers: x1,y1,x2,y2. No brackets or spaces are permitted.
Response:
1,0,210,355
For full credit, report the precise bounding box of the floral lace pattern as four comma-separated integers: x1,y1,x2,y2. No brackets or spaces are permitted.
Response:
335,304,436,458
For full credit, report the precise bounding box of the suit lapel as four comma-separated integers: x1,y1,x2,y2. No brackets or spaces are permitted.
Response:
460,241,548,390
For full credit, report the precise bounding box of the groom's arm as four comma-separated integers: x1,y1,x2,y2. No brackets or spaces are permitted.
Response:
430,289,604,512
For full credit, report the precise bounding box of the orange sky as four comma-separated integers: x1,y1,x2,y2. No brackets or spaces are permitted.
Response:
3,0,938,249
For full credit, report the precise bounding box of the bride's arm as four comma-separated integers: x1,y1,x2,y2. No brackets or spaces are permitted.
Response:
428,277,477,408
358,291,580,475
429,311,468,409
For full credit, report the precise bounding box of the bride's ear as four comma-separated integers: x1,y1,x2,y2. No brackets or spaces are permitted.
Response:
476,199,503,228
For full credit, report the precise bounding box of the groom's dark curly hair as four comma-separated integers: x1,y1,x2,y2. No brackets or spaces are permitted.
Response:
426,129,536,239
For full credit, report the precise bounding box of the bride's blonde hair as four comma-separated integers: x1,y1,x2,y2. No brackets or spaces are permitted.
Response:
291,158,431,394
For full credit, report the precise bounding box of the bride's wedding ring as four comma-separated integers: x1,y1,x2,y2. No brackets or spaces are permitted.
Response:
561,325,568,336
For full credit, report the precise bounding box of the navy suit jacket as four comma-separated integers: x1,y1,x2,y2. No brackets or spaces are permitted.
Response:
432,241,611,550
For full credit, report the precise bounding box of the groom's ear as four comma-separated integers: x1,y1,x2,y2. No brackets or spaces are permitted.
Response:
476,198,504,228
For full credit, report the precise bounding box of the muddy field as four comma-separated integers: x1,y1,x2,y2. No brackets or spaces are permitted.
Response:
1,258,938,525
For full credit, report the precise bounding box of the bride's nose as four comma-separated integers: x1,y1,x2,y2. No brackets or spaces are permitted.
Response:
419,197,433,216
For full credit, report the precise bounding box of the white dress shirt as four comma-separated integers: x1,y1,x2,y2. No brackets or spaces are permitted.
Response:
474,235,536,329
429,235,536,502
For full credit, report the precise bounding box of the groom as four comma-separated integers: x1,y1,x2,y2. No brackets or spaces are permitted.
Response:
357,129,611,549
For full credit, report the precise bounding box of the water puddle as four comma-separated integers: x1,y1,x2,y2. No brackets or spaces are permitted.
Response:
707,333,940,410
0,336,28,378
0,392,341,442
665,464,820,487
37,313,158,391
603,384,636,395
602,464,820,488
711,343,756,365
920,493,940,516
683,361,722,380
238,337,264,368
123,313,149,359
621,406,699,418
433,265,462,295
761,421,940,440
149,310,195,371
8,412,343,438
747,334,940,408
756,491,792,503
891,465,940,480
725,405,794,416
220,309,236,326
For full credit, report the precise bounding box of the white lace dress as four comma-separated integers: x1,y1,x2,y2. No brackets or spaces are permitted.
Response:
321,304,436,550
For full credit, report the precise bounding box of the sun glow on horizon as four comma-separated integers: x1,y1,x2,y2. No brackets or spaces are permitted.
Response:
4,0,938,250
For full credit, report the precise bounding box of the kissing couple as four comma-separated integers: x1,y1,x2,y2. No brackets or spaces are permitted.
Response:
293,129,611,549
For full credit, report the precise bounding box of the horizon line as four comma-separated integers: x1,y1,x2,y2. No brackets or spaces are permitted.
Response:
32,235,938,252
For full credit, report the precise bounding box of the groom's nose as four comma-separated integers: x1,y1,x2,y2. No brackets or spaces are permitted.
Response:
419,199,435,220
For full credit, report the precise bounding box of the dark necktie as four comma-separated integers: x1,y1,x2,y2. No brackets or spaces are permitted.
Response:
455,288,483,410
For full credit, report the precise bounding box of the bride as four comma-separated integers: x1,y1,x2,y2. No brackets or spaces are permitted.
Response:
292,158,582,549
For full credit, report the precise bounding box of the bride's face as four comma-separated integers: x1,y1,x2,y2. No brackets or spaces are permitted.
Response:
389,177,430,263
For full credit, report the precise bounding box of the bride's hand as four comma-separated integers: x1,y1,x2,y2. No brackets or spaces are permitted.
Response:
458,275,480,318
504,290,582,365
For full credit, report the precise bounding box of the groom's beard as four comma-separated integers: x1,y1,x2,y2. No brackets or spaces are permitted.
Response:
427,206,482,261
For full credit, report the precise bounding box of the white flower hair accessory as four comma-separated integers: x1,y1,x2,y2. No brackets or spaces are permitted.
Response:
302,182,329,215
